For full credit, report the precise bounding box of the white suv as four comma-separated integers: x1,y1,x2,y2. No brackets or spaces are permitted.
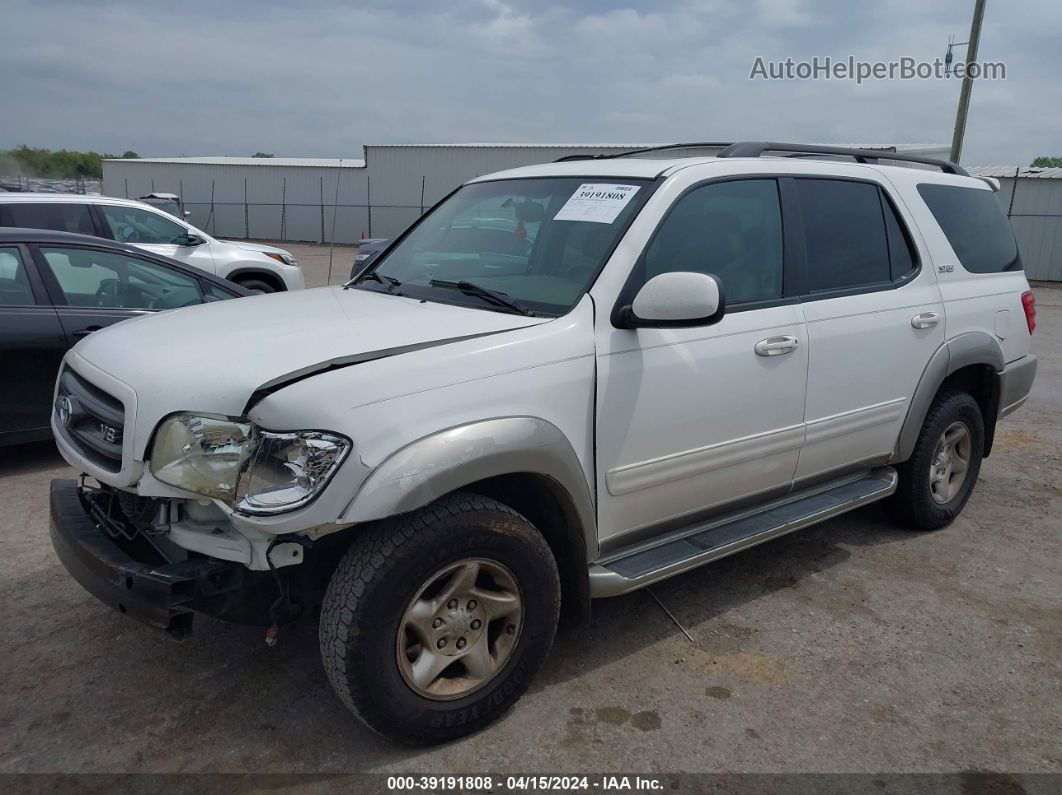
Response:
47,143,1037,744
0,193,304,292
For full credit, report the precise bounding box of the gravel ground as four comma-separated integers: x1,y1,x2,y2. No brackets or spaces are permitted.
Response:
261,239,361,288
0,284,1058,776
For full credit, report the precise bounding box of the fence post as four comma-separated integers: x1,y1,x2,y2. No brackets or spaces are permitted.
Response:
320,176,325,243
420,175,426,215
124,178,129,198
280,177,287,241
206,180,216,235
243,178,249,239
367,176,372,238
1006,167,1019,218
328,161,342,284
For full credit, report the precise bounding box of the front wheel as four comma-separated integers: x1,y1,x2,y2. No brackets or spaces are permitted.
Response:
234,276,278,293
319,493,560,744
889,389,985,531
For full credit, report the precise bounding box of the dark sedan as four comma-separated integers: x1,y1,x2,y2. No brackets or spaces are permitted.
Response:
0,228,250,446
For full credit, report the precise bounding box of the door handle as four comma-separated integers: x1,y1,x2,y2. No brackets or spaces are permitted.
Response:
73,326,103,338
911,312,941,329
754,335,799,356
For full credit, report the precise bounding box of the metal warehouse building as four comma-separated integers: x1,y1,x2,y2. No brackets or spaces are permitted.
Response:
103,143,951,246
968,166,1062,282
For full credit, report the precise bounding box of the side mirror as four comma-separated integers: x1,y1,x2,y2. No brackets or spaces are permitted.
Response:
614,271,725,329
176,233,205,247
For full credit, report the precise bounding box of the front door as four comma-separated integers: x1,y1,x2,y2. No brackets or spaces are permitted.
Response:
95,203,216,275
594,178,809,548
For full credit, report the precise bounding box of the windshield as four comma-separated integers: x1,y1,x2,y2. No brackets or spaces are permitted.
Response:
355,177,652,316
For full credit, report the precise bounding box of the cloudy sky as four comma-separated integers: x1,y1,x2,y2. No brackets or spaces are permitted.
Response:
2,0,1058,166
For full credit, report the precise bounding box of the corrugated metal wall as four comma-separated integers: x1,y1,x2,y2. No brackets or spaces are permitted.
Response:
103,160,372,244
103,145,644,244
991,176,1062,281
105,145,988,262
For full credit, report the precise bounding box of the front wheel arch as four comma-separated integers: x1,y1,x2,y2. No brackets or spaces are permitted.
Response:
227,269,285,292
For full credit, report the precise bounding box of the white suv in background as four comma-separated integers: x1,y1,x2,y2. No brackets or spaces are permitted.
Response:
47,142,1037,744
0,194,304,292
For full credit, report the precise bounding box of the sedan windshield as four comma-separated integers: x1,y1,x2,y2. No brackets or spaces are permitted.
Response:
354,177,652,316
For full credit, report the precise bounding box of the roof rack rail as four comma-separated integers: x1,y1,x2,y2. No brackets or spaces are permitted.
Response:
716,141,968,176
554,142,734,162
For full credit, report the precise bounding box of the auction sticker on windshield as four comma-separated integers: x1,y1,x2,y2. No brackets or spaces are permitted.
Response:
553,183,640,224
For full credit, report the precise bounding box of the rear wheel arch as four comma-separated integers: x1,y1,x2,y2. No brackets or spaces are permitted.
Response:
893,332,1004,463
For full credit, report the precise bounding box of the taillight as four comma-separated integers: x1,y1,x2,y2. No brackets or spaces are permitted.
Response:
1021,290,1036,334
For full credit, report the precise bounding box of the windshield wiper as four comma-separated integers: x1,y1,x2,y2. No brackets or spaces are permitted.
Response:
349,270,403,295
429,280,537,316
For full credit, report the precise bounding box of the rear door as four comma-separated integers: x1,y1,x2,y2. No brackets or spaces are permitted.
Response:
790,176,944,482
0,244,68,439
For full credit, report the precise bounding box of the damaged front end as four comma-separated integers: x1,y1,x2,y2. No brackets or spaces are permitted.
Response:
49,479,343,639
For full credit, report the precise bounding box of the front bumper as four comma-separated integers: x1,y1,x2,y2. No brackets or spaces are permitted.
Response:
49,479,243,639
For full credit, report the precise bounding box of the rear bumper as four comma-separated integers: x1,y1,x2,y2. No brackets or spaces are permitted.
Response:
999,354,1037,418
49,479,242,639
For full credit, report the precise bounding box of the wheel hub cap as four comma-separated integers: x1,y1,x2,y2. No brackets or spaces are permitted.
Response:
929,421,972,504
396,557,523,700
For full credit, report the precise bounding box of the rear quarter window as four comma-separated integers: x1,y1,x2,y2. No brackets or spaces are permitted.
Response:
0,202,96,235
917,184,1021,273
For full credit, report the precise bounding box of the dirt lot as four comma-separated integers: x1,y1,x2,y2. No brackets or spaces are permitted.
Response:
0,277,1059,775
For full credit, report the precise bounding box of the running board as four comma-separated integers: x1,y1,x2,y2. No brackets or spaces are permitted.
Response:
588,467,898,597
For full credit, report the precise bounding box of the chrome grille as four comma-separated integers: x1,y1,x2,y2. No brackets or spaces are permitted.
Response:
54,368,125,473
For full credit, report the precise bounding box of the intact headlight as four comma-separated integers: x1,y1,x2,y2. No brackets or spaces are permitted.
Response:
150,413,350,515
264,252,297,267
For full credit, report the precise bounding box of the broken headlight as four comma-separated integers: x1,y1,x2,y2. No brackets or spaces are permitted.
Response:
150,413,350,515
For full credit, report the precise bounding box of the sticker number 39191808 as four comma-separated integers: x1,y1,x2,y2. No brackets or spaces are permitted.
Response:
553,184,641,224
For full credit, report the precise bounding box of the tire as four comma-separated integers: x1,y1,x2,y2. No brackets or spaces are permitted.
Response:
319,493,561,744
234,276,277,293
889,389,985,531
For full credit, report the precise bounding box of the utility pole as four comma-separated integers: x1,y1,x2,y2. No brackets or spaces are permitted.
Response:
949,0,987,163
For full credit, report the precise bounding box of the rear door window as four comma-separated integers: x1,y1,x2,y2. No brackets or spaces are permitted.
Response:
0,202,96,235
796,179,891,292
917,183,1021,273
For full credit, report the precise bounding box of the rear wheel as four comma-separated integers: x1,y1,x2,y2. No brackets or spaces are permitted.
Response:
319,493,560,744
889,390,985,530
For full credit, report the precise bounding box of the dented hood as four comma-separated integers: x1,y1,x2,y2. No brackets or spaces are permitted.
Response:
70,286,546,443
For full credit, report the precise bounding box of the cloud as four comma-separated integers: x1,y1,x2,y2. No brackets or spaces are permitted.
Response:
0,0,1058,165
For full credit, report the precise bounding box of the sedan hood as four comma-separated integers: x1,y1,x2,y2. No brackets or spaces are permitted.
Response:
70,287,546,449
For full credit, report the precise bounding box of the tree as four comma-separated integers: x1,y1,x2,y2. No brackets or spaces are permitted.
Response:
121,150,139,159
1030,156,1062,168
252,152,274,158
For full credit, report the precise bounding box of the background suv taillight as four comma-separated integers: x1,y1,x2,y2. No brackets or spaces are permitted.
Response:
1021,290,1036,334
